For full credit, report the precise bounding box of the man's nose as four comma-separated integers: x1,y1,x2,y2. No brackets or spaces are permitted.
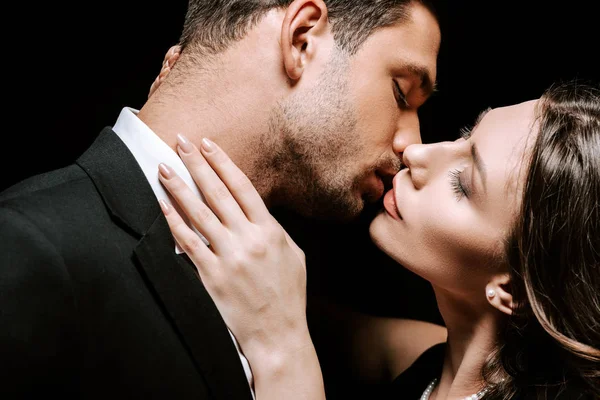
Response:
392,110,422,156
402,143,432,190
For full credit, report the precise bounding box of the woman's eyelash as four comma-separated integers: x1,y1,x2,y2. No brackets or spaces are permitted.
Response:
459,126,473,139
449,169,468,200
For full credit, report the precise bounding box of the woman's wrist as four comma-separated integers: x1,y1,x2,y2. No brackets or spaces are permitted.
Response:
243,327,315,373
247,330,325,400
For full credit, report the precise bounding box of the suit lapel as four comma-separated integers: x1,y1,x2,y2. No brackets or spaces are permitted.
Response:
135,216,253,400
77,128,253,400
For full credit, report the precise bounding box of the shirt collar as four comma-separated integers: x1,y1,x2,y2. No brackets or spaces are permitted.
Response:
112,107,208,253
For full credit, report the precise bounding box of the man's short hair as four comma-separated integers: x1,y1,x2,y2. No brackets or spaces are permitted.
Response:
180,0,438,56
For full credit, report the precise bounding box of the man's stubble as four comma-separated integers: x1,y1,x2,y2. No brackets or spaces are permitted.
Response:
255,53,371,220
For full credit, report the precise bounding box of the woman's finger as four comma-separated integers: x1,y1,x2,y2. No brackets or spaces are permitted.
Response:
195,137,272,224
175,135,249,230
158,163,231,254
158,198,217,280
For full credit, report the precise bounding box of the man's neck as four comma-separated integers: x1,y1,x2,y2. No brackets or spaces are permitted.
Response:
137,63,283,206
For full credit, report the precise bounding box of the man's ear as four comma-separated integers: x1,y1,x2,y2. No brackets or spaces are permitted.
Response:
485,273,514,316
148,45,181,99
280,0,329,81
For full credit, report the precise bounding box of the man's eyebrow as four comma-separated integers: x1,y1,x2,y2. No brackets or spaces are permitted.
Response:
403,62,437,97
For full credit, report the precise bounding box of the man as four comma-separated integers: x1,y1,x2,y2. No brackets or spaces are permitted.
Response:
0,0,440,398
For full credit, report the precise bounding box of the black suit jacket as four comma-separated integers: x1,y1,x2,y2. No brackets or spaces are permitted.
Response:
0,128,254,399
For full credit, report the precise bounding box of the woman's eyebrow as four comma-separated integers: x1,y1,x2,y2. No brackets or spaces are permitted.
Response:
471,143,487,193
473,107,492,130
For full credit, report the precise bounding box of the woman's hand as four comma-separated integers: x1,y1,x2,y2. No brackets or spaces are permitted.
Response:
158,134,311,358
158,136,325,399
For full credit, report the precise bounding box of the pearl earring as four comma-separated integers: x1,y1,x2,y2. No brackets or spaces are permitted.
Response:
487,289,496,298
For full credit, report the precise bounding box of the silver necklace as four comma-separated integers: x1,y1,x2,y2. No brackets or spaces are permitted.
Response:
419,378,490,400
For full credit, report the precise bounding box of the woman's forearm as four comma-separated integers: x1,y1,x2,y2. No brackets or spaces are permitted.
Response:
247,331,326,400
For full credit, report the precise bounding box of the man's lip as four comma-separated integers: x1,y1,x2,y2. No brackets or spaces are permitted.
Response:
379,174,394,192
366,170,397,203
371,175,385,202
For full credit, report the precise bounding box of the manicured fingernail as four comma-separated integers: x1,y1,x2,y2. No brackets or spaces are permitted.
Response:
159,199,171,214
177,134,194,154
158,163,173,179
201,138,214,153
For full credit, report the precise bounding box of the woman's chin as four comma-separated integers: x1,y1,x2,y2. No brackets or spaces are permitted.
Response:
369,212,424,279
369,212,398,257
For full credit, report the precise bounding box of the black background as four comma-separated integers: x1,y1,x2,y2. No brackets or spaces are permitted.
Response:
4,2,598,192
3,0,598,394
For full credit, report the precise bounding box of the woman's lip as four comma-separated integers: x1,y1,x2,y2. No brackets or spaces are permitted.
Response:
383,189,402,220
392,171,406,220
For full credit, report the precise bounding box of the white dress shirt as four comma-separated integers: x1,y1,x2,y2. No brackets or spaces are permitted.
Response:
113,107,255,398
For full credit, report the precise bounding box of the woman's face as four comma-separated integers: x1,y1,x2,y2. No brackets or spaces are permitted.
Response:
369,100,538,294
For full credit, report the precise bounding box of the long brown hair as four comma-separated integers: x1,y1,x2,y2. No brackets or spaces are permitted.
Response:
484,81,600,399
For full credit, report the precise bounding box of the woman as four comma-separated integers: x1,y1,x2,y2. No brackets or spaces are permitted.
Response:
157,81,599,399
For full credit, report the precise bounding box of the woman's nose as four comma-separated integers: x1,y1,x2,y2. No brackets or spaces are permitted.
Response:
402,142,443,190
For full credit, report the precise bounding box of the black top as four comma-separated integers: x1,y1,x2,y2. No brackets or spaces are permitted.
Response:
389,343,445,399
388,343,592,400
321,344,446,399
0,128,253,399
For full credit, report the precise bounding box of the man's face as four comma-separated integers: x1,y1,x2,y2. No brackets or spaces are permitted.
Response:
270,3,440,219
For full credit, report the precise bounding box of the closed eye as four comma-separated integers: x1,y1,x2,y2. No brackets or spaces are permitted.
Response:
393,80,410,109
449,168,470,200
